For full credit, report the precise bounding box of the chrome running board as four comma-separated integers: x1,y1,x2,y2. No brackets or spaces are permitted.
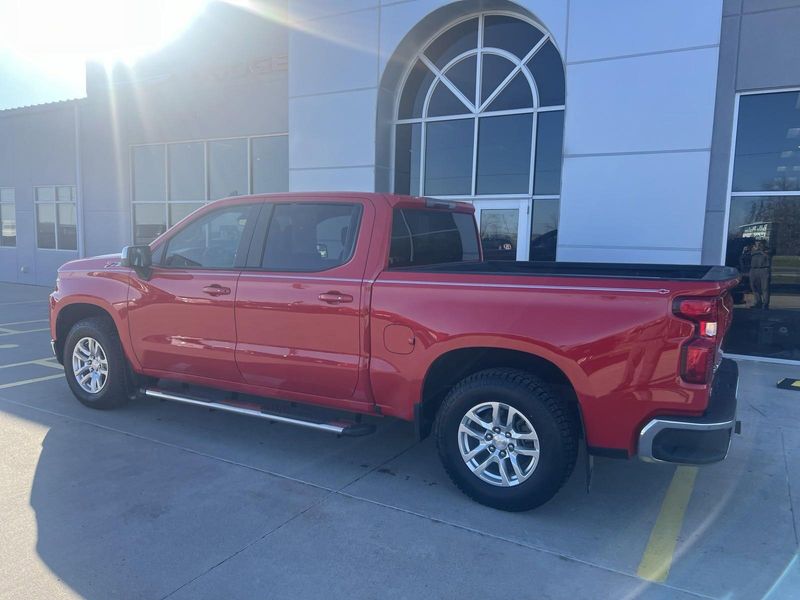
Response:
143,388,375,437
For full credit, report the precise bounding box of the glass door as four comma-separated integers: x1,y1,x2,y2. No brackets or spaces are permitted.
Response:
472,198,531,261
722,90,800,360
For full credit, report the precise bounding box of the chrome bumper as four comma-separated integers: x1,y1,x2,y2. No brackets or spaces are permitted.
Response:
639,358,739,465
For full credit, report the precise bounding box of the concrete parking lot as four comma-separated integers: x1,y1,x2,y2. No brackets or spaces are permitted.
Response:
0,282,798,599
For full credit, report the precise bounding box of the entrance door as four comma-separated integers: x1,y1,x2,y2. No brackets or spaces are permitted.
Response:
721,90,800,361
472,198,531,261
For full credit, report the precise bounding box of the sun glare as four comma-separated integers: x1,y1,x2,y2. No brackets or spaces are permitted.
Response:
2,0,209,65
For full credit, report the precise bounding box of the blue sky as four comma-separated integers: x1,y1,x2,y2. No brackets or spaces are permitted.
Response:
0,51,86,110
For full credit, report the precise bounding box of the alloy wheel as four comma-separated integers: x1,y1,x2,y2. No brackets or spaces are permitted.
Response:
458,401,540,487
71,336,109,394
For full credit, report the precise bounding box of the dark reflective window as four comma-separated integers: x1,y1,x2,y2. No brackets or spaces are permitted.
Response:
251,136,289,194
389,208,479,268
480,54,514,106
483,14,544,60
209,138,248,200
262,203,362,272
480,209,518,261
732,92,800,192
36,203,56,249
428,81,470,117
530,199,559,261
35,186,77,250
394,123,422,196
444,55,477,105
533,110,565,195
486,73,533,112
477,114,533,194
168,142,205,202
393,13,565,260
723,196,800,359
527,41,565,106
424,18,478,69
424,119,474,195
398,60,435,119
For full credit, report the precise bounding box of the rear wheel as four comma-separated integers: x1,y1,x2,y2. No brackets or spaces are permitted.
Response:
435,368,578,511
64,317,129,410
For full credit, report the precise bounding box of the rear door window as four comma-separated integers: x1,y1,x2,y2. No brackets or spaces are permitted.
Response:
261,203,362,271
389,208,480,268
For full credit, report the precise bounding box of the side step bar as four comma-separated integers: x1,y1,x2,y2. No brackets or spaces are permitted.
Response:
143,388,375,437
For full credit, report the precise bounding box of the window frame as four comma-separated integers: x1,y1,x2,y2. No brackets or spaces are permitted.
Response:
721,87,800,264
34,185,78,251
0,187,15,248
245,201,365,274
156,202,261,271
391,11,566,200
130,133,289,245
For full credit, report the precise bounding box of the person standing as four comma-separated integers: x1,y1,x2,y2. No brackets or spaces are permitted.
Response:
749,240,771,309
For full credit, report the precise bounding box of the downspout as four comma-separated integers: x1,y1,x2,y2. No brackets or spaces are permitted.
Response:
73,102,86,257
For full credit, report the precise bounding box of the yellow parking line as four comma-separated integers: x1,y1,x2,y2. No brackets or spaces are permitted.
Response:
637,466,698,582
0,357,61,370
0,374,63,390
0,328,50,337
0,319,47,327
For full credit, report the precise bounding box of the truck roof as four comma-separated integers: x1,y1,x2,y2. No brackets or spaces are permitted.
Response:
210,192,475,212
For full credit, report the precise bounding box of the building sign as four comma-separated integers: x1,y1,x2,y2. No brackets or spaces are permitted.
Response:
104,54,288,89
190,55,288,85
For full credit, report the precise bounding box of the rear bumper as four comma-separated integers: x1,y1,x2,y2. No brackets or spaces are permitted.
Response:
638,358,739,465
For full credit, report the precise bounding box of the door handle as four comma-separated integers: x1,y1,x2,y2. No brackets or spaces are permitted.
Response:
318,291,353,304
202,284,231,296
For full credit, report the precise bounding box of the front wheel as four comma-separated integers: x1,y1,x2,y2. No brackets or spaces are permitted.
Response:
435,368,579,511
64,317,129,410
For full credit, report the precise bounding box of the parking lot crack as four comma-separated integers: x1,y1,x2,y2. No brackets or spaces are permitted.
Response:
158,493,332,600
780,428,800,547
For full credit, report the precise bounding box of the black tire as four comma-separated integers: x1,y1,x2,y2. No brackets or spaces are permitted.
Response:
63,316,129,410
434,368,578,511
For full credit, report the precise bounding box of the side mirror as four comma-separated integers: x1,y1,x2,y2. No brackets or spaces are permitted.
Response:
121,245,153,279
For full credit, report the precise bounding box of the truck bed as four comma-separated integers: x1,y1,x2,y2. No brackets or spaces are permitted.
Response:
391,261,739,282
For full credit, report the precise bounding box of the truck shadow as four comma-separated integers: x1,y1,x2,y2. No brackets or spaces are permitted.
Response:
0,393,785,599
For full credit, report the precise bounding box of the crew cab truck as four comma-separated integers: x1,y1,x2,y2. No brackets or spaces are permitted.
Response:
50,193,741,511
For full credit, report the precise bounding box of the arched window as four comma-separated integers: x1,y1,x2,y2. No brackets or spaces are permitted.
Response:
393,13,565,260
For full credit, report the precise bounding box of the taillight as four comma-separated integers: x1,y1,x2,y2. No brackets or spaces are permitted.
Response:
673,296,722,384
673,297,718,337
681,338,715,384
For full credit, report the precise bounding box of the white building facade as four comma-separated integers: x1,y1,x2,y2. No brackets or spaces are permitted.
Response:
1,0,798,361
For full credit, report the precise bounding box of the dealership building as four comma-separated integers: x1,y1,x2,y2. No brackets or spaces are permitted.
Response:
0,0,798,362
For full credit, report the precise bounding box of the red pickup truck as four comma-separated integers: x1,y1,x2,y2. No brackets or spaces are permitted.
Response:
50,193,740,511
